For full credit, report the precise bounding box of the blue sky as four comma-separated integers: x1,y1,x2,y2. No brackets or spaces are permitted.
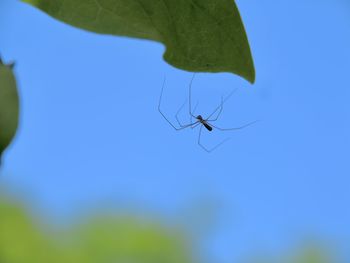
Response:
1,0,350,262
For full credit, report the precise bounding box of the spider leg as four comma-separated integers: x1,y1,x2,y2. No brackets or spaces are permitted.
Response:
192,122,202,129
197,126,208,152
175,100,188,127
197,125,230,153
210,120,259,131
207,96,223,122
175,100,199,128
158,77,194,131
206,88,238,121
190,101,199,129
188,73,198,119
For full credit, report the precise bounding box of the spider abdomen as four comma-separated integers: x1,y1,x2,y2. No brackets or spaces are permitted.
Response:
203,122,213,131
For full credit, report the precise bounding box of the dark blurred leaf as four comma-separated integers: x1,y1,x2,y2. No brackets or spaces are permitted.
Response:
0,58,19,164
22,0,255,83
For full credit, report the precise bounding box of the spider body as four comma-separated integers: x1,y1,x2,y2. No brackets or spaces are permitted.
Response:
158,74,257,152
196,115,213,131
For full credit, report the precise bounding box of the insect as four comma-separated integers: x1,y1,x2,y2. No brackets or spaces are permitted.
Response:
158,74,258,152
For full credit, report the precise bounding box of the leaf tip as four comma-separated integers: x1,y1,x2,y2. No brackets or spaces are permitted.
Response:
9,62,16,69
248,69,256,84
243,57,256,84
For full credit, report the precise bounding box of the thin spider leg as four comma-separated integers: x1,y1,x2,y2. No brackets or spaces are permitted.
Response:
188,73,197,119
175,100,188,127
158,77,194,131
190,101,199,129
175,100,200,127
207,138,230,153
192,122,202,129
206,88,238,121
210,120,259,131
176,118,200,128
197,125,230,153
192,101,199,113
197,125,208,152
207,96,224,122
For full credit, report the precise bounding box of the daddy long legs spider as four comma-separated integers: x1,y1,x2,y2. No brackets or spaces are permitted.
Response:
158,74,258,152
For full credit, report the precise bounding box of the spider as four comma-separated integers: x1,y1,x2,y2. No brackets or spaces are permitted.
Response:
158,74,257,152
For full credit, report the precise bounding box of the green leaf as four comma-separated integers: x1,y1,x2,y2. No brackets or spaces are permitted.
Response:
0,198,60,263
0,195,194,263
72,217,193,263
22,0,255,83
0,58,19,164
292,247,331,263
0,195,338,263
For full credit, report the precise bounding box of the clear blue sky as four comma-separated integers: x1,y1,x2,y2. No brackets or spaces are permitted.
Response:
1,0,350,262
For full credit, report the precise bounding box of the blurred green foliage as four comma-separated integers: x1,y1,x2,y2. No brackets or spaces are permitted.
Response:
22,0,255,83
0,197,194,263
0,196,335,263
